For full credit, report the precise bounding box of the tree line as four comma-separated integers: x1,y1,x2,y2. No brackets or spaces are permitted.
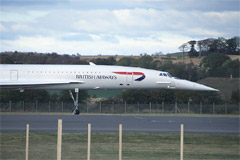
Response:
179,36,240,58
0,51,88,64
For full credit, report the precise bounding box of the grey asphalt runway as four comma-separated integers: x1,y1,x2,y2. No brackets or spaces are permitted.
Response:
0,114,239,134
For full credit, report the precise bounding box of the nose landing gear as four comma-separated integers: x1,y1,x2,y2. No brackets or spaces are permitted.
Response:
69,88,80,115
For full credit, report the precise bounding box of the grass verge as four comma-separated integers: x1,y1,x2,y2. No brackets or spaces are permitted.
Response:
1,112,239,118
0,133,239,160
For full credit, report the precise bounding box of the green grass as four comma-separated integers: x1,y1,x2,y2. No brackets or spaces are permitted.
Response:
0,133,239,160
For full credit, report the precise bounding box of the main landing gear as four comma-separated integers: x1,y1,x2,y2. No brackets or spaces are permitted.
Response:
69,88,80,115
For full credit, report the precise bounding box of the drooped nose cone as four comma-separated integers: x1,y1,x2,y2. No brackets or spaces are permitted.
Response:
174,79,219,91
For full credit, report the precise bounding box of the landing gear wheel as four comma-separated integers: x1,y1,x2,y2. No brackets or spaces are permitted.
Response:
73,109,80,115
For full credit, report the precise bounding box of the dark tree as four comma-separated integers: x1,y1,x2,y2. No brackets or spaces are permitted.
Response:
0,90,50,102
132,56,157,69
188,40,198,58
122,89,175,104
222,59,240,78
200,53,230,77
91,56,116,65
117,57,135,66
226,37,240,55
231,89,239,104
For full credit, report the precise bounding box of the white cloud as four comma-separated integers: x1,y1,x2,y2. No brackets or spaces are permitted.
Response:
0,23,7,32
0,33,191,55
187,28,223,37
1,10,49,23
70,9,239,38
89,34,102,41
4,36,56,50
11,24,33,32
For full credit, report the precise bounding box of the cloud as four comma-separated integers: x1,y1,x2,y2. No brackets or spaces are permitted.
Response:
0,33,192,55
1,10,49,23
0,0,68,7
0,0,239,55
1,36,56,51
0,24,7,32
69,9,239,38
187,28,223,37
3,0,238,11
134,0,240,11
11,24,33,32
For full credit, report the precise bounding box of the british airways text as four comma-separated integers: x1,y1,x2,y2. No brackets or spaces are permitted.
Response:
76,75,117,80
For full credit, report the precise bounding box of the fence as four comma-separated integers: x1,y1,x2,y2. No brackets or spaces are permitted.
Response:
24,121,184,160
0,101,240,114
0,101,239,115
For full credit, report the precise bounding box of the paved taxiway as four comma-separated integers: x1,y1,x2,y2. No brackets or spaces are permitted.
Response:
0,114,239,134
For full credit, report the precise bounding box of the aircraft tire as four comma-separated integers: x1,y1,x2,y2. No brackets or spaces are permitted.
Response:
73,109,80,115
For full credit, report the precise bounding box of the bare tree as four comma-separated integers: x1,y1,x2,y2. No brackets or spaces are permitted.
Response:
197,40,203,57
178,43,189,57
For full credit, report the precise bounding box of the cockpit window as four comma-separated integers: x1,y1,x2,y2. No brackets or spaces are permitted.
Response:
160,72,172,78
167,73,172,78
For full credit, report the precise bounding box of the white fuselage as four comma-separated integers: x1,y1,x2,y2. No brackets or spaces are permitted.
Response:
0,64,218,91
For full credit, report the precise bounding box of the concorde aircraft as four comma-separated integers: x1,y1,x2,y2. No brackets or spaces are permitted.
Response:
0,63,218,114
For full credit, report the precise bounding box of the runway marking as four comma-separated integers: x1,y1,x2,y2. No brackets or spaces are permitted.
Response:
134,116,145,120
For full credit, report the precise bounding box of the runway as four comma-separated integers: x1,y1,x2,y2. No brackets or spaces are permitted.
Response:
0,114,239,134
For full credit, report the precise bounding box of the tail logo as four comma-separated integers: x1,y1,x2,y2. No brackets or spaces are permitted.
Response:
113,72,146,81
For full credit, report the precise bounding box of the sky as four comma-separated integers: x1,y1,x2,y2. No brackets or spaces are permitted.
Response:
0,0,239,55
